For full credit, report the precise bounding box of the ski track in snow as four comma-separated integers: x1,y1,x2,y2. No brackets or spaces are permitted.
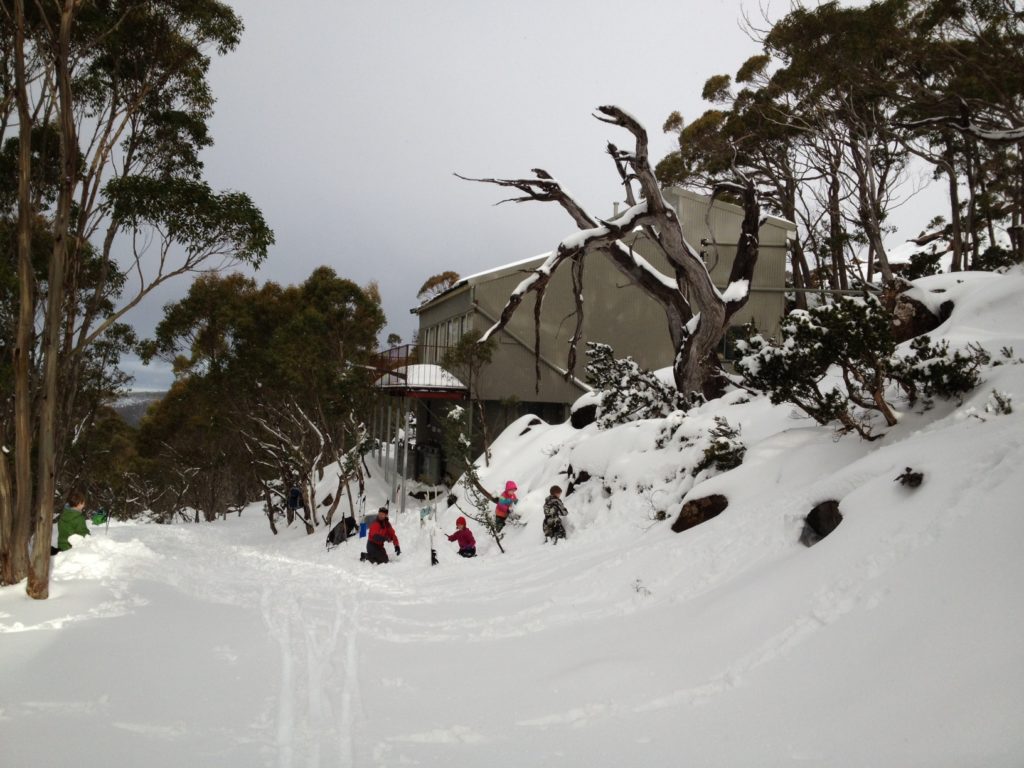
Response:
120,528,375,767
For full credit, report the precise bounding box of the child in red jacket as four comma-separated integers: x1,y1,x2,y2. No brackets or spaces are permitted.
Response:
447,516,476,558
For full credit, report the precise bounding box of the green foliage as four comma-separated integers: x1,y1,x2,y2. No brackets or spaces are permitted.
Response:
134,268,386,520
975,245,1022,272
417,271,461,302
692,417,746,477
106,176,272,267
904,248,944,280
737,297,988,439
735,54,770,84
896,336,988,403
584,343,687,429
701,74,732,104
441,404,509,552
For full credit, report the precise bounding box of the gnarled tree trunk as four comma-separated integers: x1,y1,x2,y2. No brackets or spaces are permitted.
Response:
459,106,759,399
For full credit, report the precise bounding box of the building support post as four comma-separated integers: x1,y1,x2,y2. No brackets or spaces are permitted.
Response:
384,399,393,486
399,400,411,516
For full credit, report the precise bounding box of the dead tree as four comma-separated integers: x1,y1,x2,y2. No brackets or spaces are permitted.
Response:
458,106,760,400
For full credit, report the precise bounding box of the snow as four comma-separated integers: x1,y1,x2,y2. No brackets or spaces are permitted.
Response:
720,278,749,303
377,364,466,390
3,272,1024,766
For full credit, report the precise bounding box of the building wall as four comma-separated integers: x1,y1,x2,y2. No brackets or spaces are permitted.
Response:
416,189,794,407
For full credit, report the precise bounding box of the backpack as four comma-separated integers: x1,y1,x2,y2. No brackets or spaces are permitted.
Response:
326,515,358,551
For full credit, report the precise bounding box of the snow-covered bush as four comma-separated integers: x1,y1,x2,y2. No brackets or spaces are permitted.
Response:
976,245,1022,273
737,296,986,440
904,249,943,280
895,336,988,404
585,342,687,429
692,416,746,477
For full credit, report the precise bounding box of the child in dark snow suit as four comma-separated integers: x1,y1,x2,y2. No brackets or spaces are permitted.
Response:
494,480,518,531
447,516,476,557
361,507,401,564
543,485,568,544
56,490,90,553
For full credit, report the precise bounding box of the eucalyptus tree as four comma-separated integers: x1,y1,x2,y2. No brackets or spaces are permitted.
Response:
894,0,1024,266
139,268,385,532
1,1,272,597
657,55,816,306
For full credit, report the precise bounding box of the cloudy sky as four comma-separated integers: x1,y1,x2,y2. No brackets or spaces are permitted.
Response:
124,0,932,389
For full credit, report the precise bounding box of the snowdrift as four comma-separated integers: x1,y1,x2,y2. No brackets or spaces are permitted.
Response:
2,272,1023,767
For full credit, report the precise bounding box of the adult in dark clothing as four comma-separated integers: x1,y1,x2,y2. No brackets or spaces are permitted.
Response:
447,516,476,557
287,483,308,515
361,507,401,564
56,490,90,552
543,485,569,544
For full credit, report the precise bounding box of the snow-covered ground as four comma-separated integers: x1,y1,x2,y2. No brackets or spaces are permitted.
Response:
3,272,1024,767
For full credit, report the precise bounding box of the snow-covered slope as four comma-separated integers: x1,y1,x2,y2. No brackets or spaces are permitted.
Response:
2,272,1023,767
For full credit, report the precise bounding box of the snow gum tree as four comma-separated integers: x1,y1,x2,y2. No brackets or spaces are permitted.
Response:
459,106,761,401
138,268,385,533
1,2,273,597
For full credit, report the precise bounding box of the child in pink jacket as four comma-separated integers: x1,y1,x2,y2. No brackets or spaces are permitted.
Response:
494,480,518,531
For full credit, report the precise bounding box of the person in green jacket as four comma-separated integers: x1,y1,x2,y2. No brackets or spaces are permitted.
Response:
57,490,90,552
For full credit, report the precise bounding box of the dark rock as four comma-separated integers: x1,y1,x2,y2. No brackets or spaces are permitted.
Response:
518,417,543,436
571,403,597,429
672,494,728,533
565,470,592,497
890,293,944,344
800,499,843,547
938,300,954,322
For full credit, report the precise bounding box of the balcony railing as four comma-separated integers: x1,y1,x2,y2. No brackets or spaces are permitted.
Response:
374,344,468,395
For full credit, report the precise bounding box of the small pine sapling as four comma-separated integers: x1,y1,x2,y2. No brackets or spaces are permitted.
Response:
895,467,924,487
986,390,1013,415
441,404,516,552
692,416,746,476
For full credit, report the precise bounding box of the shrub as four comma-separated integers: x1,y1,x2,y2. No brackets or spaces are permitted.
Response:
692,417,746,476
585,342,687,429
737,296,987,440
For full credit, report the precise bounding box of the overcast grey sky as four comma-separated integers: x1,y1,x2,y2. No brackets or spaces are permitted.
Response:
124,0,934,389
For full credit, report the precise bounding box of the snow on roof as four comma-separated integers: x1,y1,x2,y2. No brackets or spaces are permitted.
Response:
376,364,466,391
458,251,550,286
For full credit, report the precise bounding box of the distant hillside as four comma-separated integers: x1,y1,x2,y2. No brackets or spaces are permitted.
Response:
113,391,166,426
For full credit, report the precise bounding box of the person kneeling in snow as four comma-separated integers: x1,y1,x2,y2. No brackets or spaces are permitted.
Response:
447,516,476,558
543,485,569,544
361,507,401,564
55,490,91,553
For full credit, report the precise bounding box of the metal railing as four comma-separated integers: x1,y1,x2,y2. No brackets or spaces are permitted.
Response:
374,344,467,391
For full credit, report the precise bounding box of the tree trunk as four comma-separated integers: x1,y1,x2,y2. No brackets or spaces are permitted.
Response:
828,166,846,290
6,0,36,588
28,1,79,600
946,155,965,272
